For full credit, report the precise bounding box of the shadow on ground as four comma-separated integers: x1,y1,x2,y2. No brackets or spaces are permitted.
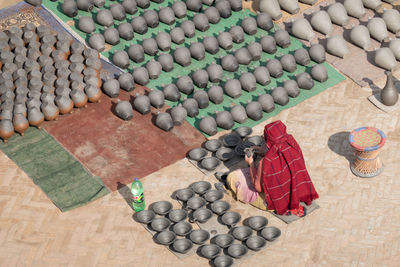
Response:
327,131,355,165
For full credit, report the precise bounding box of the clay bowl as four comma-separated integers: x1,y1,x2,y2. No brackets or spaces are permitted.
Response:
213,255,234,267
234,126,252,138
234,140,255,156
261,226,281,241
188,147,208,161
211,200,231,215
200,156,221,171
150,217,171,232
227,244,248,259
135,210,156,224
172,221,193,236
192,207,212,223
176,188,195,202
203,189,224,203
155,230,176,245
246,135,264,146
186,196,206,210
190,181,212,195
212,234,235,248
221,211,241,227
200,244,221,259
172,238,193,254
204,139,222,152
150,200,173,215
247,216,268,231
223,133,242,147
231,226,252,241
168,209,188,223
245,236,266,251
189,229,210,245
215,147,235,161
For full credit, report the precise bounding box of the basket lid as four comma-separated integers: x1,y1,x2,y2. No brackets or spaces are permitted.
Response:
349,127,386,151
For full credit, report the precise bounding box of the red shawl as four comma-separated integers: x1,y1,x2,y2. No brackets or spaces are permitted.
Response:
261,121,319,215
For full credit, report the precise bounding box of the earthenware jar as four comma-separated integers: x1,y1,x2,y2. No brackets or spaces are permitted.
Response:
350,25,370,50
118,73,135,92
271,87,289,106
71,89,88,108
83,75,99,89
296,72,314,90
193,90,209,108
13,113,29,136
311,10,332,35
300,0,317,4
258,93,275,112
382,9,400,34
200,116,218,136
389,39,400,61
256,13,273,31
128,44,144,63
267,59,283,78
103,78,120,98
146,60,162,79
170,104,187,125
207,63,223,83
327,3,349,26
247,42,262,61
381,70,399,106
115,100,133,120
241,17,257,35
85,85,102,103
118,23,134,41
375,48,397,70
111,3,126,21
283,80,300,98
259,0,282,20
190,42,206,61
78,16,95,34
326,35,348,58
186,0,202,12
144,10,159,28
229,26,244,44
62,0,78,17
274,29,290,48
156,32,171,51
221,55,239,72
279,0,299,14
183,98,199,117
280,54,297,73
194,14,210,32
230,104,247,123
123,0,138,15
253,66,270,86
309,44,326,64
133,67,150,85
136,0,150,8
55,87,71,98
240,72,257,92
28,107,45,127
208,86,224,104
363,0,382,9
149,89,165,108
192,70,208,88
177,76,194,95
216,110,234,130
216,0,232,19
159,7,175,25
260,36,276,54
170,27,185,45
86,57,102,71
172,1,187,18
292,18,315,41
4,62,18,73
94,0,105,8
163,84,181,102
205,7,221,24
246,101,263,121
40,93,55,104
77,0,93,11
0,119,14,142
134,94,151,114
174,47,191,66
104,28,120,45
155,112,173,131
181,20,195,38
0,109,13,121
203,36,219,54
367,18,388,42
235,48,252,65
113,51,130,69
131,16,148,34
41,101,59,121
224,79,242,98
344,0,365,19
229,0,242,11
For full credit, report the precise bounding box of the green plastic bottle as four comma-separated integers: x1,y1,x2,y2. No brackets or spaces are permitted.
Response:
131,178,145,212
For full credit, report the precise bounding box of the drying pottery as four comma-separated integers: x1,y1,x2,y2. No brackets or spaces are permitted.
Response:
200,116,218,136
229,26,244,44
246,236,266,251
221,211,241,227
246,216,268,231
216,0,232,19
122,0,137,14
271,87,289,106
146,60,162,79
103,28,120,45
133,67,149,85
241,17,257,35
381,70,399,106
13,103,27,116
170,27,185,45
293,48,310,66
311,64,328,83
246,101,263,121
177,76,194,95
254,66,271,85
221,55,239,72
172,1,187,18
224,79,242,98
284,80,300,98
76,0,93,11
202,0,214,6
200,243,221,257
229,0,242,11
85,85,102,103
168,209,188,223
192,207,213,223
383,0,395,3
217,32,233,50
211,200,230,215
216,111,234,130
309,44,326,63
127,44,144,63
187,194,207,209
174,47,191,66
36,25,50,39
193,13,210,32
88,33,105,52
296,72,314,90
78,16,95,34
151,217,171,232
390,39,400,61
247,42,262,61
71,89,88,108
136,0,150,8
186,0,202,12
274,29,290,48
183,98,199,117
280,54,297,73
133,94,151,114
0,109,13,121
62,0,78,17
230,104,247,123
235,48,252,65
327,3,349,27
181,20,195,38
118,23,134,41
267,59,283,78
214,235,236,249
207,63,223,83
163,84,180,102
155,112,173,131
159,7,175,25
240,72,257,92
205,7,221,24
151,201,173,216
260,36,277,54
170,104,187,125
383,9,400,34
148,89,165,108
131,16,148,34
13,113,28,136
193,90,209,108
114,100,133,121
375,47,397,70
259,0,282,20
172,239,193,254
84,75,101,88
368,18,388,42
156,231,176,246
55,95,74,114
188,148,208,161
192,70,209,88
28,107,44,127
344,0,365,19
135,210,155,224
261,226,281,241
203,36,220,54
142,38,158,56
173,221,192,236
256,12,273,31
102,78,120,98
326,35,348,58
232,226,252,241
213,255,234,267
362,0,382,10
143,10,159,28
110,3,126,21
204,139,222,152
291,18,314,41
41,102,59,121
0,119,14,142
311,10,333,35
118,73,135,92
208,85,224,104
190,42,206,61
278,0,299,14
216,147,235,161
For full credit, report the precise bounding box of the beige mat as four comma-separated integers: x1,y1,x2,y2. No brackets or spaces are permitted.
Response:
368,93,400,113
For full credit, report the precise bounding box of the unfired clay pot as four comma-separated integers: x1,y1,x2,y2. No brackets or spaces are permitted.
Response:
296,72,314,90
203,36,220,54
193,90,210,108
103,28,120,45
163,84,181,102
382,9,400,34
115,100,133,121
310,10,333,35
159,7,175,25
291,18,314,41
240,72,257,92
344,0,365,19
77,0,93,12
181,20,195,38
13,113,28,136
71,89,88,108
294,47,310,66
186,0,202,12
118,72,135,92
136,0,150,8
134,94,151,114
200,116,218,136
172,1,187,19
194,14,210,32
85,85,102,103
271,87,289,106
103,78,120,98
326,35,348,58
183,98,199,117
218,32,233,50
327,3,349,26
174,47,191,66
205,7,221,24
367,18,389,42
113,51,130,69
267,59,283,78
170,27,185,45
246,101,263,121
274,29,290,48
192,69,209,88
143,38,158,56
146,60,162,80
241,17,257,35
309,44,325,63
118,23,134,41
208,86,224,104
311,64,328,82
260,36,277,54
123,0,137,14
374,48,397,70
230,26,244,44
235,48,252,65
221,55,239,72
283,80,300,98
259,0,282,20
350,25,371,50
111,3,126,21
190,42,206,61
170,104,187,125
362,0,382,10
247,42,262,60
143,10,159,28
62,0,78,17
128,44,144,63
158,53,174,72
177,76,194,95
258,93,275,112
89,33,105,52
278,0,299,14
28,107,45,127
96,10,114,27
156,112,174,131
389,39,400,61
149,89,165,108
224,79,242,98
230,104,247,123
42,102,59,121
0,119,14,142
131,16,148,34
216,111,234,130
257,12,273,31
254,66,271,85
207,63,223,83
216,0,232,19
280,54,297,73
78,16,95,34
381,70,399,106
133,67,150,85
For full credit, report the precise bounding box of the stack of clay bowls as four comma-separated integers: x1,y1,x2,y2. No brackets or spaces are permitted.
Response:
0,24,103,143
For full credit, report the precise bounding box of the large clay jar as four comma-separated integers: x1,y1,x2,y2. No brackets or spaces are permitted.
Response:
246,101,263,121
367,18,389,42
85,85,102,103
224,79,242,98
375,48,397,70
131,16,148,34
229,0,242,11
382,9,400,34
148,89,165,108
190,42,206,61
230,26,244,43
192,69,209,88
55,96,74,114
77,0,93,11
344,0,365,19
118,23,134,41
156,32,171,51
13,113,28,136
103,78,120,98
174,47,191,66
271,87,289,106
259,0,282,20
62,0,78,17
203,36,220,54
274,29,291,48
71,89,88,108
200,116,217,136
113,50,130,69
128,44,144,63
142,38,158,56
221,55,239,72
240,72,257,92
134,94,151,114
123,0,137,14
78,16,95,34
260,36,277,54
115,100,133,120
89,33,105,52
103,28,120,46
350,25,371,50
280,54,297,73
216,0,232,19
133,67,150,85
186,0,202,12
170,104,187,125
207,63,223,83
381,70,399,106
193,13,210,32
159,7,175,25
172,1,187,19
294,47,310,66
96,10,114,27
0,119,14,142
235,48,252,65
158,53,174,72
136,0,150,8
181,20,195,38
309,44,325,63
296,72,314,90
230,104,247,123
327,3,349,26
362,0,382,10
217,32,233,50
257,12,273,31
241,17,258,35
247,42,262,60
254,66,271,85
118,73,135,92
205,7,221,24
208,85,224,104
267,59,283,78
170,27,185,45
310,10,333,35
156,112,174,131
183,98,199,117
193,90,210,108
389,39,400,61
278,0,299,14
163,84,181,102
146,60,162,80
258,93,275,112
292,18,315,41
326,35,348,58
28,107,44,128
41,102,60,121
177,76,194,95
283,80,300,98
216,111,234,130
111,3,126,21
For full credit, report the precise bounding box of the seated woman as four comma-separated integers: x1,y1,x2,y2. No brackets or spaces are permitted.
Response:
220,120,319,217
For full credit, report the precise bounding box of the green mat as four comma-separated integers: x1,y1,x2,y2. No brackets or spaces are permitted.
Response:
0,128,110,212
43,1,345,136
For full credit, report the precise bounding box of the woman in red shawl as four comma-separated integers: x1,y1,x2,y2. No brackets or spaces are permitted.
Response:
221,120,319,216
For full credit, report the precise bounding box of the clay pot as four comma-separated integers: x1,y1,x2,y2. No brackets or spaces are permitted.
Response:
205,7,221,24
23,31,37,44
177,76,194,95
118,73,135,92
87,33,104,52
142,38,158,56
156,112,173,131
85,57,102,71
85,85,102,103
235,48,252,65
0,109,13,121
311,10,333,35
103,78,120,98
42,102,60,121
267,59,283,78
344,0,365,19
283,80,300,98
367,18,388,42
240,72,257,92
118,23,134,41
216,0,232,19
350,25,370,50
128,44,144,63
190,42,206,61
326,35,348,58
293,48,310,67
77,0,94,12
216,111,234,130
296,72,314,90
62,0,78,17
170,104,187,125
260,36,277,54
229,0,242,11
143,10,159,28
203,36,219,54
200,116,218,136
186,0,202,12
362,0,382,9
274,29,290,48
259,0,282,20
71,89,88,108
55,87,71,98
279,0,299,14
203,0,215,6
192,70,209,88
309,44,326,64
246,101,263,121
183,98,199,117
136,0,150,8
221,55,239,72
84,75,101,88
241,17,257,35
115,100,133,120
0,119,14,142
258,93,275,112
229,26,244,44
327,3,349,26
383,9,400,34
78,16,95,34
292,18,314,41
253,66,271,86
181,20,195,38
123,0,138,15
131,16,148,34
247,42,262,61
174,47,191,66
146,60,162,79
170,27,185,45
149,89,165,108
271,87,289,106
193,90,209,109
158,7,175,25
162,84,180,102
207,63,223,83
111,3,126,21
112,51,130,69
389,39,400,61
134,94,151,114
12,113,28,136
208,85,224,104
194,14,210,32
3,62,17,74
217,32,233,51
93,0,105,8
172,1,187,19
280,54,297,73
36,25,51,39
375,48,397,70
156,53,173,72
133,67,150,85
224,79,242,98
256,12,273,31
381,70,399,106
28,107,45,127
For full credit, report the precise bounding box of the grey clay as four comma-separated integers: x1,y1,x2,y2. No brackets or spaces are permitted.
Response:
230,26,244,43
143,10,159,28
115,99,133,120
296,72,314,90
230,104,247,123
0,119,14,142
134,94,151,114
362,0,382,10
280,54,297,73
271,87,289,106
309,44,326,64
77,0,93,12
148,89,165,108
172,1,187,19
258,93,275,113
256,12,273,31
181,20,195,38
267,59,283,78
367,18,389,42
174,47,191,66
156,112,174,131
235,48,252,65
103,28,120,45
169,27,185,45
55,96,73,114
246,101,263,121
216,111,234,130
136,0,150,8
93,0,105,8
291,18,315,41
192,69,209,88
310,10,333,35
382,9,400,34
85,85,102,103
350,25,371,50
260,36,277,54
177,76,194,95
128,44,144,63
216,0,232,19
113,50,130,69
88,33,105,52
183,98,199,117
207,63,223,83
71,89,88,108
103,78,120,98
156,32,171,51
118,72,135,92
224,79,242,98
143,38,158,56
62,0,78,17
208,85,224,104
163,84,181,102
118,23,134,40
123,0,138,15
240,72,257,92
25,0,42,6
193,14,210,32
170,104,187,125
389,39,400,61
278,0,299,14
381,71,399,106
159,7,175,25
186,0,202,12
283,80,300,98
131,16,148,34
78,16,95,34
344,0,365,19
241,17,257,35
221,55,239,72
259,0,281,20
247,42,262,60
200,116,218,136
203,36,220,54
274,29,291,48
327,3,349,26
133,67,150,85
254,66,271,85
111,3,126,21
229,0,242,11
193,90,210,108
218,32,233,50
190,42,206,61
158,53,174,72
326,35,348,58
205,7,221,24
374,48,397,70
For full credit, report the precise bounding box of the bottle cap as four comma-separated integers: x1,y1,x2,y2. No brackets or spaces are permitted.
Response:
134,177,139,181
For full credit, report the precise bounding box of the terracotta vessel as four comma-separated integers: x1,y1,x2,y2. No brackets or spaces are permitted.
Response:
71,89,88,108
380,70,399,106
0,119,14,142
85,85,102,103
28,107,44,127
12,113,28,136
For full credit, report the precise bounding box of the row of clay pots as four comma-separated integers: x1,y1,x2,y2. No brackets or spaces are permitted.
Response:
259,0,316,21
